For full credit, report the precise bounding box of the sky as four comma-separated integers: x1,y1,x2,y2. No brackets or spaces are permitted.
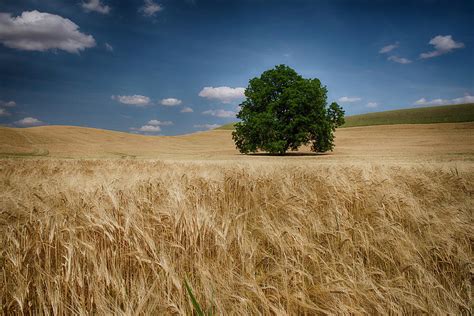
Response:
0,0,473,135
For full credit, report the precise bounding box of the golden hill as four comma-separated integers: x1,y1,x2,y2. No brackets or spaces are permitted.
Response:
1,122,473,161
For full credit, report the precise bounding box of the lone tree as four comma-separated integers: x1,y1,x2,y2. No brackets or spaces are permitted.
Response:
232,65,345,155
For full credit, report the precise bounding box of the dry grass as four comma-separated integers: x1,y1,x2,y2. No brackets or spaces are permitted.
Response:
1,159,473,314
1,122,473,161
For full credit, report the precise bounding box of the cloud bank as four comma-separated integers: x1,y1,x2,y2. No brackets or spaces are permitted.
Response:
0,11,96,53
414,94,474,106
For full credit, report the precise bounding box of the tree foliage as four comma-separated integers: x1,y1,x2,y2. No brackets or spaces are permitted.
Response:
232,65,345,154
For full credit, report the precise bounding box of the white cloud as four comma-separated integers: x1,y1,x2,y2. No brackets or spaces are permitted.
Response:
420,35,464,59
181,106,193,113
202,109,236,118
414,98,445,106
160,98,182,106
112,95,151,106
337,96,361,103
130,119,174,133
130,125,161,133
199,86,245,103
15,117,44,127
0,100,16,107
387,55,412,64
0,108,10,116
451,95,474,104
414,94,474,106
140,0,163,17
105,42,113,52
194,124,220,130
420,51,443,59
366,102,378,108
81,0,110,14
147,119,173,126
0,11,96,53
379,42,398,54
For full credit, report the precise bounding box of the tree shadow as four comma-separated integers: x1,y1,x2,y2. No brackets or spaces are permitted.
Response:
247,151,330,157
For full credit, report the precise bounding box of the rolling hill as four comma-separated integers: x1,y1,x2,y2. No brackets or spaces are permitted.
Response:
216,103,474,130
0,122,473,161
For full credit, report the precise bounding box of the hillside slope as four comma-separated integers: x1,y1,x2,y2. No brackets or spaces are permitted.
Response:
1,123,473,161
217,103,474,130
0,125,235,159
343,103,474,127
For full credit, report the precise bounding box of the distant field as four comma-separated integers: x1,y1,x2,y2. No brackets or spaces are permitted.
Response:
216,103,474,130
343,103,474,127
1,123,473,161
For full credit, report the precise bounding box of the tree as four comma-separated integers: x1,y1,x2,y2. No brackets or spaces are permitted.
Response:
232,65,345,155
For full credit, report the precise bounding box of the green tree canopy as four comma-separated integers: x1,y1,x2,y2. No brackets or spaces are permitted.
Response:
232,65,345,154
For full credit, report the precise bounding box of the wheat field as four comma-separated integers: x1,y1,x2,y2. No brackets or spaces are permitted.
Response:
1,123,473,160
1,158,473,314
1,123,473,314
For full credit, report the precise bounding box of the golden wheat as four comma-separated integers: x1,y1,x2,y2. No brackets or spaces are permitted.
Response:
0,159,473,314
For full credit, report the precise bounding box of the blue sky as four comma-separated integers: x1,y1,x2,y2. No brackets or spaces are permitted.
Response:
0,0,473,135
